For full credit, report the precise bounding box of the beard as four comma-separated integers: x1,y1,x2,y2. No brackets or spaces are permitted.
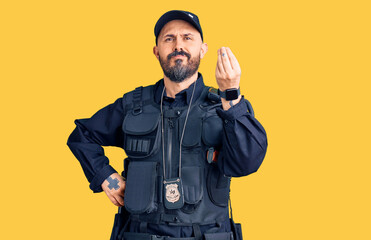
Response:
159,50,200,83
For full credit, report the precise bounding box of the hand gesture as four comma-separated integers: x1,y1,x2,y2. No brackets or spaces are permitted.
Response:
101,173,126,207
215,47,241,91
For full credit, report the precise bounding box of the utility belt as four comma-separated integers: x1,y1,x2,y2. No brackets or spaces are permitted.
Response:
114,217,242,240
122,231,233,240
110,206,243,240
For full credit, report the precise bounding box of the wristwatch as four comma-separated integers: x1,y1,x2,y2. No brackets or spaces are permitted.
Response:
218,87,240,101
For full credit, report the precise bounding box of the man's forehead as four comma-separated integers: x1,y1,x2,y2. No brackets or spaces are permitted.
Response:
159,20,199,36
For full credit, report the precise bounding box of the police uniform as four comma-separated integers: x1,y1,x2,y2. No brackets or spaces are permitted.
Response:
67,10,268,240
67,73,267,240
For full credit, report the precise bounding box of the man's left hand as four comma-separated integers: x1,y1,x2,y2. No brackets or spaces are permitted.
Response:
215,47,242,110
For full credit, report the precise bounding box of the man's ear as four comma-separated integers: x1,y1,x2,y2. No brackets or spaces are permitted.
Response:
200,42,208,59
153,46,160,60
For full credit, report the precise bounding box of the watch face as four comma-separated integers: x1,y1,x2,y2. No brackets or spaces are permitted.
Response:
225,89,239,100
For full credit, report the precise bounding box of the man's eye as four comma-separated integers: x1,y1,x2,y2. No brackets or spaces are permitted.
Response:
185,37,191,40
165,38,172,41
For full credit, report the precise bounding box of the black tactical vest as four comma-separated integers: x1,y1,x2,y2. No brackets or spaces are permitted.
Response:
121,84,231,226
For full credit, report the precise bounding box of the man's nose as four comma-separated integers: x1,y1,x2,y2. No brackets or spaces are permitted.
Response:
174,39,184,52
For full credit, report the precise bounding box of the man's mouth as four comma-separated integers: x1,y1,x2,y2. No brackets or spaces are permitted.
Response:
173,55,186,59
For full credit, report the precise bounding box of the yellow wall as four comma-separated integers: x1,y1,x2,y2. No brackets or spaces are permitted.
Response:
1,0,370,239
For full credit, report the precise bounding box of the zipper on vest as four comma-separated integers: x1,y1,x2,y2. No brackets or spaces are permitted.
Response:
167,118,174,178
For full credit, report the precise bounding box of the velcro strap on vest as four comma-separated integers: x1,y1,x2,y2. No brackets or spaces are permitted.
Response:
192,224,202,240
132,86,143,115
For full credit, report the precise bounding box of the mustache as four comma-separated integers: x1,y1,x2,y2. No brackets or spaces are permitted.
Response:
167,51,191,60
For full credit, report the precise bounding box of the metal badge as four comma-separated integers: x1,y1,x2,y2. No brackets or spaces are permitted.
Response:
163,178,184,209
166,183,180,203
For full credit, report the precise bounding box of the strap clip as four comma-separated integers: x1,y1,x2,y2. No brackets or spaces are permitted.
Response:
132,105,142,115
132,86,143,115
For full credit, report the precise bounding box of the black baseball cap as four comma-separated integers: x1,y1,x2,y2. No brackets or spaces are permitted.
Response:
154,10,203,45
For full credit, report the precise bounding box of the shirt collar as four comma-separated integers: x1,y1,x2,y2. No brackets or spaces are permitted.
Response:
154,72,205,105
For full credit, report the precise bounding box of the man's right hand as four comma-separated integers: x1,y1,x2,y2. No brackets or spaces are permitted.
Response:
101,173,126,207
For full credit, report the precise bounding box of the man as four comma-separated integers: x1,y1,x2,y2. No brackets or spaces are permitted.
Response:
67,10,268,240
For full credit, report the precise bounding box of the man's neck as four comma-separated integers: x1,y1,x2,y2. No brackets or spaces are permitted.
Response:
163,72,198,98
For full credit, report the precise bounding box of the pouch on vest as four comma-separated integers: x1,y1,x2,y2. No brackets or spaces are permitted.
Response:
178,115,202,148
180,166,203,213
124,161,158,214
122,112,161,159
207,163,230,207
202,114,223,148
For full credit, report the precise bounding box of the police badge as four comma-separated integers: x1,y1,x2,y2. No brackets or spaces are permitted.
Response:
164,178,184,209
166,184,180,203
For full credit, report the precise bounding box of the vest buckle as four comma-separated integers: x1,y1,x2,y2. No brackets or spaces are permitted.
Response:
132,106,142,115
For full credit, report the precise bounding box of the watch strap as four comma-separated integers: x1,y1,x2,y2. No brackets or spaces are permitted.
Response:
218,87,240,100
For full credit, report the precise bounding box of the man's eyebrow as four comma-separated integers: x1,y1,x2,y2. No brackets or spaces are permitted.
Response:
163,33,194,38
163,34,175,38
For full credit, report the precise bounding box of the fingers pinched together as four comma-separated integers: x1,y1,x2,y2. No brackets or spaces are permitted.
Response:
216,47,241,91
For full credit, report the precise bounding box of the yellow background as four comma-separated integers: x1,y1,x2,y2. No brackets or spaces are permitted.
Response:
1,0,370,239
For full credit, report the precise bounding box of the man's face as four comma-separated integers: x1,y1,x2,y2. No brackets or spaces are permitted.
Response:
153,20,208,83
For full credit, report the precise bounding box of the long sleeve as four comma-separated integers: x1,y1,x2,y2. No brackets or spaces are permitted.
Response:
216,96,268,177
67,96,126,193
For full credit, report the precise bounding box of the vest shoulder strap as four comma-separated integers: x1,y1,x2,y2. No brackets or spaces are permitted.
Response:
122,85,155,116
132,86,143,115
